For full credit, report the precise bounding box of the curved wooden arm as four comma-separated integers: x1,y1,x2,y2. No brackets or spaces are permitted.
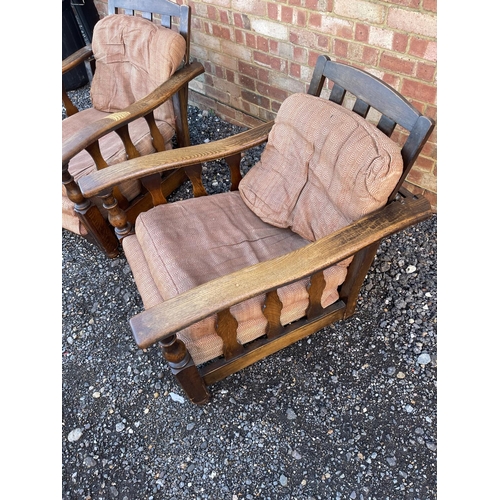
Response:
78,120,274,197
63,44,93,74
130,194,432,349
62,61,205,163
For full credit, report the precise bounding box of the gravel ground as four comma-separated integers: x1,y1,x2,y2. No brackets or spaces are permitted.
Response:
62,84,437,499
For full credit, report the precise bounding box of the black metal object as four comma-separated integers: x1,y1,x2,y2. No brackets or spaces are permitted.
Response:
72,0,100,43
62,0,88,90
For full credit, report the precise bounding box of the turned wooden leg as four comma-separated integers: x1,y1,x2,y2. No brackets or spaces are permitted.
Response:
62,163,119,258
160,335,211,405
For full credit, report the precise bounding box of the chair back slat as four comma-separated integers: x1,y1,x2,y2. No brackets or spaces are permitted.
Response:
352,98,370,118
328,85,346,105
377,115,397,137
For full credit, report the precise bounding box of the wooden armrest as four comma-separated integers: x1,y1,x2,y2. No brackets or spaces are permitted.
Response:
78,120,274,197
62,44,93,74
62,61,205,164
130,193,432,349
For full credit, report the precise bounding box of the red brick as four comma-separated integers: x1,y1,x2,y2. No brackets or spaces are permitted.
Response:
409,37,428,58
290,62,301,78
257,36,269,52
233,13,244,28
355,23,369,42
207,5,217,20
256,82,288,101
401,79,436,104
380,53,415,75
241,89,271,109
220,10,229,23
393,32,409,53
362,46,378,65
238,61,259,79
245,33,257,48
258,68,270,83
239,74,256,90
215,65,224,78
289,0,301,5
281,6,294,23
423,0,437,13
317,34,329,49
226,70,235,83
308,50,323,67
206,85,229,104
267,2,278,20
296,9,307,27
293,46,307,63
382,73,400,89
212,24,231,40
235,29,244,44
416,62,436,81
309,13,322,29
334,39,348,58
415,155,434,173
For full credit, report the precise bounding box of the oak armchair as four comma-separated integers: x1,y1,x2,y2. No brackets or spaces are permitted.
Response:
62,0,204,258
78,55,435,404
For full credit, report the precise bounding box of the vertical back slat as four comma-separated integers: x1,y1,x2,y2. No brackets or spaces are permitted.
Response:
352,98,370,118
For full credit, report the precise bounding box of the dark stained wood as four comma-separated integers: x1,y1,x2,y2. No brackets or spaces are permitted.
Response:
226,153,243,191
62,163,119,257
78,121,274,197
62,44,93,74
184,165,208,197
263,290,284,339
216,309,244,360
306,271,327,319
160,335,211,404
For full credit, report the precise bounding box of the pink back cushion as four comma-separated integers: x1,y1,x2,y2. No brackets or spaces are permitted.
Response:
239,93,404,242
90,14,186,122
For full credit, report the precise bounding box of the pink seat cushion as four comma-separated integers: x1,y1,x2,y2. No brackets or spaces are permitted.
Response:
123,192,350,364
239,93,404,242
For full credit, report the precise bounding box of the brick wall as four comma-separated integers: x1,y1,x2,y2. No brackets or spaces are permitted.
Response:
93,0,437,210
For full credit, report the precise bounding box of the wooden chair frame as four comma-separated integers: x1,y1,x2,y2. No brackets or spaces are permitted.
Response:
77,55,435,404
62,0,204,258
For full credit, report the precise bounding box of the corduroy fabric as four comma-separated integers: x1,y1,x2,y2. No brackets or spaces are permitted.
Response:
123,192,350,365
239,93,404,242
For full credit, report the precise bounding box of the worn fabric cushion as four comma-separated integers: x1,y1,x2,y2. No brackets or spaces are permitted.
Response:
239,93,404,242
90,14,186,123
62,108,173,235
62,14,186,236
123,192,350,365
